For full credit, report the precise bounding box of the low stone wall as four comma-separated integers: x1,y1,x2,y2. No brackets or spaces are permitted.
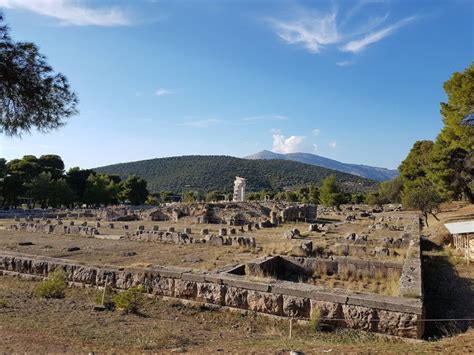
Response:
0,250,423,338
10,222,99,236
129,230,256,248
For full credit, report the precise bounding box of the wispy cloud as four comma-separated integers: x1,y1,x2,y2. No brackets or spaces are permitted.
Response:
0,0,130,26
329,141,337,148
312,128,321,136
269,2,417,56
154,88,174,96
242,114,288,122
336,60,353,67
340,16,417,53
271,10,340,53
178,118,223,128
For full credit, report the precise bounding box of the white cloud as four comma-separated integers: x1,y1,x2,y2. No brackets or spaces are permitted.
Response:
312,128,321,136
271,10,340,53
242,114,288,122
341,16,416,53
329,141,337,148
178,118,222,128
336,60,353,67
154,88,174,96
269,4,417,56
272,134,307,153
0,0,130,26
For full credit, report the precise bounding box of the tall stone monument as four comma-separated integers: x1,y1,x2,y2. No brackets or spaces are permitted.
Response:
233,176,246,202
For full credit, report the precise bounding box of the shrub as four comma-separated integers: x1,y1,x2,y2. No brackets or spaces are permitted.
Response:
310,309,321,331
35,269,68,298
113,286,145,314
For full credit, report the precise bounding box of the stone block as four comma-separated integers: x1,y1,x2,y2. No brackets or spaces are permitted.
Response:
247,290,283,315
283,296,310,318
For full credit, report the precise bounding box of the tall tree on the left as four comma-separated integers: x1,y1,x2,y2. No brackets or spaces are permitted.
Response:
0,13,78,136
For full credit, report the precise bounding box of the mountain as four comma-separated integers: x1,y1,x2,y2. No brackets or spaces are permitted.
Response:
94,155,377,193
245,150,398,182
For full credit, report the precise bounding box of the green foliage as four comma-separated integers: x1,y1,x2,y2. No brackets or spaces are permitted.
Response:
65,167,95,203
319,175,344,207
83,174,120,206
310,309,321,332
118,175,149,205
94,156,376,194
398,140,434,182
397,64,474,203
0,14,78,136
112,286,145,314
35,269,68,299
438,62,474,152
401,180,443,225
377,176,403,203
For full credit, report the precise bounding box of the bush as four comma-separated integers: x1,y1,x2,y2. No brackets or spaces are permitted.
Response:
310,309,321,331
35,269,68,298
113,286,145,314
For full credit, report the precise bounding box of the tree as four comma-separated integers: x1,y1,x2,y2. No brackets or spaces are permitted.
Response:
401,180,443,226
437,63,474,152
38,154,65,180
118,176,148,205
319,175,344,207
398,140,434,182
66,167,95,204
83,174,119,206
0,14,78,136
377,176,403,204
426,63,474,202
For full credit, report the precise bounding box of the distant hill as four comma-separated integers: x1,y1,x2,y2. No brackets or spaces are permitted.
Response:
94,155,377,193
245,150,398,182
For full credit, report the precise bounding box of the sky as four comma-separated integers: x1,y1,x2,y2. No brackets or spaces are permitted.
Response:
0,0,472,170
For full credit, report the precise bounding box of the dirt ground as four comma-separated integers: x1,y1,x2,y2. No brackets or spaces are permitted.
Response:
0,211,409,272
1,205,473,352
0,275,473,354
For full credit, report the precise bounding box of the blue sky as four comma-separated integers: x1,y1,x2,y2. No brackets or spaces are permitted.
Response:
0,0,472,170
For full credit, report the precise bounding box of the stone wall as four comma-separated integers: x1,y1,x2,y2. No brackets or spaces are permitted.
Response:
10,222,99,236
0,250,423,338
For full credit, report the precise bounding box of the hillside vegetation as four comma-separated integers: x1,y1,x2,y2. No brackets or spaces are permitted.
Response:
94,155,376,193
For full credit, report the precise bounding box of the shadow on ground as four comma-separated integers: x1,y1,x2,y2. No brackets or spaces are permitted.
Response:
422,251,474,339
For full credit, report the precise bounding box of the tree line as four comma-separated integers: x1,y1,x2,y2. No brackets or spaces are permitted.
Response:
365,63,473,224
0,155,149,208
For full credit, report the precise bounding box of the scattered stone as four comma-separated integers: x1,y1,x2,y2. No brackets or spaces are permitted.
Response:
18,242,34,246
284,228,300,239
66,247,81,252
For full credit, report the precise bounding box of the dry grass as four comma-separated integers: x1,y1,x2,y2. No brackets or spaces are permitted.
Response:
1,275,474,352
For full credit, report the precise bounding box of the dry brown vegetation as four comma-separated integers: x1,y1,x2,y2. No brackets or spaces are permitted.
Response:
0,275,473,353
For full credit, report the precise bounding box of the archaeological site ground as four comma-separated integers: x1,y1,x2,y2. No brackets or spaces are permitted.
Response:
0,202,473,353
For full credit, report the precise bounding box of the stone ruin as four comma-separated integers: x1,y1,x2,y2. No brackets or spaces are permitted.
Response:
128,226,256,249
0,219,423,339
144,201,317,226
9,221,99,237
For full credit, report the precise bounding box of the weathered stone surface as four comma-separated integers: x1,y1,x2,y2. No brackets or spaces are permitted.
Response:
174,279,197,299
283,296,310,318
152,276,174,296
376,310,420,338
342,304,376,331
310,300,343,325
247,290,283,315
224,286,248,308
196,283,224,304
